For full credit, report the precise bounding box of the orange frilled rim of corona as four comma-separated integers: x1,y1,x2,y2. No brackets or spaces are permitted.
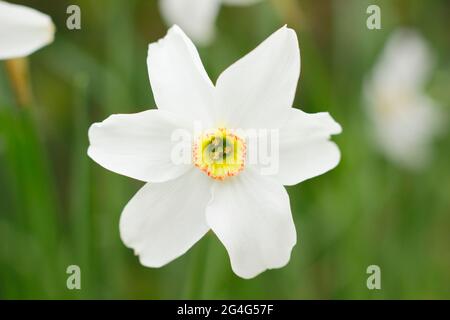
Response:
193,128,246,180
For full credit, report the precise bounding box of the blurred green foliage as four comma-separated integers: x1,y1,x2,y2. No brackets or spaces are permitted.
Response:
0,0,449,299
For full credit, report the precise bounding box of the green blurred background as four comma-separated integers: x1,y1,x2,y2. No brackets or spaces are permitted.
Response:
0,0,449,299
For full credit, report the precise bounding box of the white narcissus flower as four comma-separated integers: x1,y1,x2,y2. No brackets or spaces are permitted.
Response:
158,0,262,45
88,25,341,279
364,30,442,169
0,1,54,60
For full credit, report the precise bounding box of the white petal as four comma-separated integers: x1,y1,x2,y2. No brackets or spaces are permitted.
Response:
222,0,263,6
88,109,192,183
147,25,215,125
0,1,54,60
370,29,432,92
120,169,212,267
273,108,342,186
158,0,220,45
206,169,296,279
214,25,300,129
368,94,442,169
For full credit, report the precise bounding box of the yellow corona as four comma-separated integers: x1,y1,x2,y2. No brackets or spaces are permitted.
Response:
193,128,246,180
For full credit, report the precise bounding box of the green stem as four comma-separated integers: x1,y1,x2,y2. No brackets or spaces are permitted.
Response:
183,234,211,299
4,58,33,108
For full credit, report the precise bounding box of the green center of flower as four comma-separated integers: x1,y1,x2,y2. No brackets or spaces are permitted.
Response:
193,128,246,180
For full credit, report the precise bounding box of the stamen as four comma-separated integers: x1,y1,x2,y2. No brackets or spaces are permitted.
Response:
193,128,246,180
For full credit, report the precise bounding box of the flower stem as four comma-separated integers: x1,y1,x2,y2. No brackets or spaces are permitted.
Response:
4,58,33,108
183,233,211,299
270,0,304,30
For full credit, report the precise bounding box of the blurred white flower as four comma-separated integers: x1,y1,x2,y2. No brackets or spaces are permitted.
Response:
364,30,442,169
0,1,54,60
88,25,341,278
158,0,262,45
